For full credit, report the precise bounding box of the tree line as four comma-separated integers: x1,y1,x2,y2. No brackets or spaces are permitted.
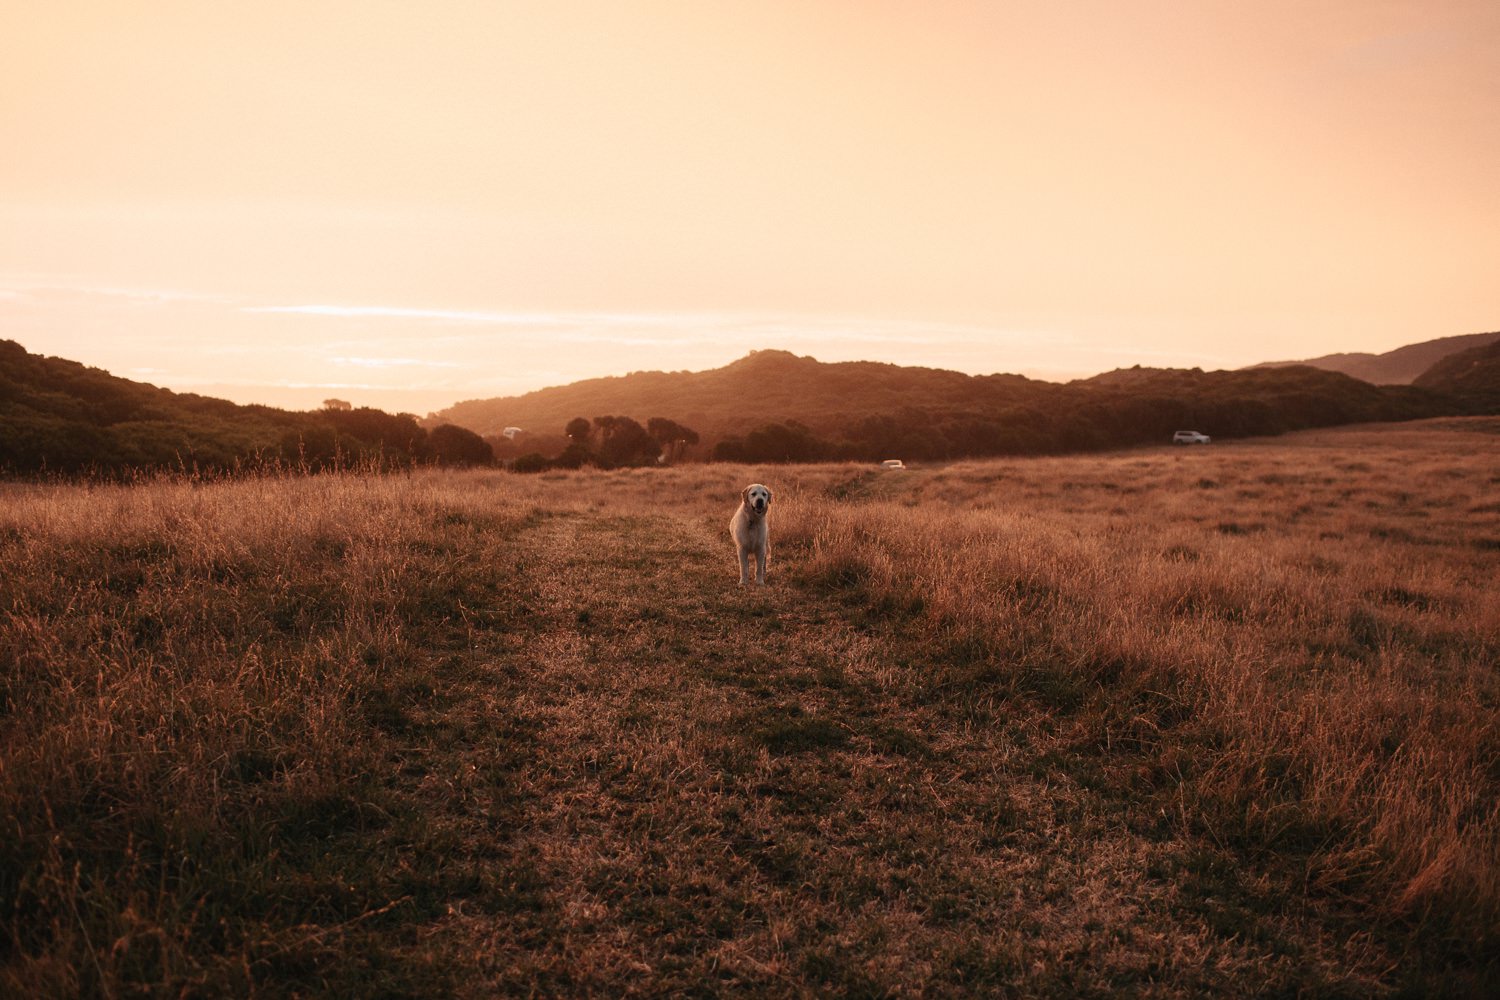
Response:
510,416,700,472
0,341,496,475
710,369,1455,463
502,366,1461,470
284,405,493,470
7,338,1482,476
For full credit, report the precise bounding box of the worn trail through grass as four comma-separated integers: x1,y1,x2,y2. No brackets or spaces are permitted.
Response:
384,500,1391,997
6,429,1497,995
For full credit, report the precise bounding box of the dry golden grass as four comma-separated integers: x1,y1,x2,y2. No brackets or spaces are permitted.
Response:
793,423,1500,937
2,419,1497,996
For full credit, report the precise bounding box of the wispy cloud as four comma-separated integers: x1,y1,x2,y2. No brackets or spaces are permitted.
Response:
3,282,1262,412
246,304,535,323
243,302,1050,347
329,356,466,369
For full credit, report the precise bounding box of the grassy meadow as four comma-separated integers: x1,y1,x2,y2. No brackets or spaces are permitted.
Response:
2,418,1497,996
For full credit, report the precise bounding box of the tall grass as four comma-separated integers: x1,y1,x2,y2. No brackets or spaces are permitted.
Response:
2,422,1496,994
0,468,544,993
786,424,1500,952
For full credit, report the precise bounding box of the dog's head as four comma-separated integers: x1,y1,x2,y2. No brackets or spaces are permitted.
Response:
743,483,772,516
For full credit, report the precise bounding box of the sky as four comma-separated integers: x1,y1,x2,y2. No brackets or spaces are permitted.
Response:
3,0,1497,415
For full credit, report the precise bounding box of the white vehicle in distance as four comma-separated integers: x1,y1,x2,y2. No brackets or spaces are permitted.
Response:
1172,430,1211,445
881,459,906,470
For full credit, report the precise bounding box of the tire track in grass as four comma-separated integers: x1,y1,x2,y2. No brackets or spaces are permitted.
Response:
404,503,1393,997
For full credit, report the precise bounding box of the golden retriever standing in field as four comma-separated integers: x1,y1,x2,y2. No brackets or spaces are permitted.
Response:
731,484,773,585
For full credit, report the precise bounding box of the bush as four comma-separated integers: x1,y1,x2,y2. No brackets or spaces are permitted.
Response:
424,424,493,466
511,452,549,473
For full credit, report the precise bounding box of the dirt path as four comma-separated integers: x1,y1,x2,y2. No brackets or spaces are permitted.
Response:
378,503,1388,997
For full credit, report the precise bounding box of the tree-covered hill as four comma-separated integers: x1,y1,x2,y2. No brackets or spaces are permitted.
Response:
3,338,1484,473
0,340,491,474
431,350,1052,442
430,349,1462,463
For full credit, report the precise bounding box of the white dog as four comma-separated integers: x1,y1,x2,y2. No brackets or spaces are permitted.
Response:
730,483,773,585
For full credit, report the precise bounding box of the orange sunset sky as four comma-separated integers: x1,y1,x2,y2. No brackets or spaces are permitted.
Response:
3,1,1497,414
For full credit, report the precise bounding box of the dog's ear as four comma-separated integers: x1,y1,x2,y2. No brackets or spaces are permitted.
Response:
742,486,752,504
765,486,774,503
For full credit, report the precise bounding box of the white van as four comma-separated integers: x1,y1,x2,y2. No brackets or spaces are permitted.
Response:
1172,431,1211,445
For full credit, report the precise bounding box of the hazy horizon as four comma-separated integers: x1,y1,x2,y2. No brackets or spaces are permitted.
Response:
1,282,1272,414
4,2,1497,413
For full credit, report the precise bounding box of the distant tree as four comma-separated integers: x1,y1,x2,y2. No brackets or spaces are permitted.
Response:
741,421,827,463
322,398,352,411
712,421,829,463
555,417,596,469
552,441,593,469
424,424,494,466
712,437,748,463
565,417,593,443
320,407,426,464
647,417,700,463
596,416,660,468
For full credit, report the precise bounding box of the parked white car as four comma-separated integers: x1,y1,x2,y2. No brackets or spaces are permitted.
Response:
881,459,906,470
1172,430,1211,445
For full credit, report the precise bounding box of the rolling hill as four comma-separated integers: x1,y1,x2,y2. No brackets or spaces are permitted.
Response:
1252,330,1500,384
1414,338,1500,410
428,349,1458,463
0,340,488,473
430,350,1050,441
4,336,1488,474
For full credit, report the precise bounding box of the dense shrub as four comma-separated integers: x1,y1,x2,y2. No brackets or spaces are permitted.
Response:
511,452,549,473
424,424,494,466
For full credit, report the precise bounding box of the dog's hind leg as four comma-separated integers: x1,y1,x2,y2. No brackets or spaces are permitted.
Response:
755,542,768,585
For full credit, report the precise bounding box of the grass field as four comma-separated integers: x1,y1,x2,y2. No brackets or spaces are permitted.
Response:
3,419,1498,996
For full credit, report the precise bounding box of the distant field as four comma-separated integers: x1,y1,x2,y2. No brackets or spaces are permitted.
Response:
2,419,1497,996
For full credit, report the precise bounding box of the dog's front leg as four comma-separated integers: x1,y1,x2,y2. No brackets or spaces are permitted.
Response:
755,542,768,585
738,547,751,586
